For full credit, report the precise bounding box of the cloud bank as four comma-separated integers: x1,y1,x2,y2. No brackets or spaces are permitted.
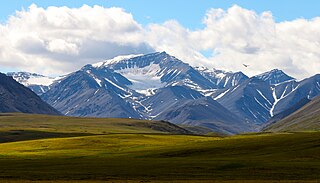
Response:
0,4,319,79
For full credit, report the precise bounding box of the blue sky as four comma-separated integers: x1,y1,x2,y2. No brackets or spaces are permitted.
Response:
1,0,320,29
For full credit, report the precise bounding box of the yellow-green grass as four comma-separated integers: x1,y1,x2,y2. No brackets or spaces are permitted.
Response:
0,113,188,136
0,113,319,181
0,132,319,181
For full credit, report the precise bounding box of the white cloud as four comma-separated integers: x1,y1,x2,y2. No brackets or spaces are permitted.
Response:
145,5,320,79
0,4,319,79
0,4,153,75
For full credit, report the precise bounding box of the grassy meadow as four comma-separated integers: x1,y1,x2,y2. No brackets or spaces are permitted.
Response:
0,113,319,182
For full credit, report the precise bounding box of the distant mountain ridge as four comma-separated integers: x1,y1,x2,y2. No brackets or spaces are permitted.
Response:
7,72,64,95
7,52,320,134
213,70,320,124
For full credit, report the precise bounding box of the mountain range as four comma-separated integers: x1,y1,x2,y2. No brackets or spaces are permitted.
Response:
7,52,320,134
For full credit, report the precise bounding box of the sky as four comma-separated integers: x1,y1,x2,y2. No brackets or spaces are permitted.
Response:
0,0,320,79
2,0,320,27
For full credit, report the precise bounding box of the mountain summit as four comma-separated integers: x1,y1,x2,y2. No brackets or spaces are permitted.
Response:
255,69,295,85
94,52,216,93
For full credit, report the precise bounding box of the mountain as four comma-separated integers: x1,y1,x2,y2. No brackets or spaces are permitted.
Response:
7,72,63,95
255,69,294,85
195,66,249,89
263,96,320,132
40,52,255,134
0,73,60,115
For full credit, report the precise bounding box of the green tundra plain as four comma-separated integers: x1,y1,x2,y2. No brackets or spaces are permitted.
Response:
0,113,319,182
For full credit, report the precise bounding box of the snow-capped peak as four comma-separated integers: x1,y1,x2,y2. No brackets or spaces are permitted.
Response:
195,66,230,79
90,52,187,95
92,54,143,68
255,69,295,85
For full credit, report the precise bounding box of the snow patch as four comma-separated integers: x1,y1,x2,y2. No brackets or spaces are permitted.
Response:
214,89,230,100
93,54,142,68
118,63,166,95
26,77,57,86
256,89,272,105
104,77,126,91
10,72,64,87
270,84,300,116
86,70,102,87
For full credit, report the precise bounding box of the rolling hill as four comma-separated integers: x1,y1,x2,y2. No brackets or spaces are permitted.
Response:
0,113,191,141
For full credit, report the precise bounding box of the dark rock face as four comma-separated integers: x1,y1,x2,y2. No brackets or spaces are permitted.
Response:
0,73,60,115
